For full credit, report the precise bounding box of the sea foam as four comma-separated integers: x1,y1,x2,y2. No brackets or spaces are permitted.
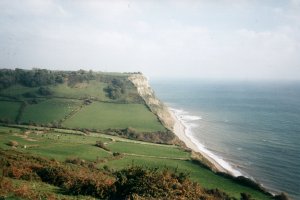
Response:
170,107,243,177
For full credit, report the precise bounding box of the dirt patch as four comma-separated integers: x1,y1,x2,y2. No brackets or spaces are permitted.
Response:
12,132,38,142
74,82,88,89
25,138,38,142
25,144,39,148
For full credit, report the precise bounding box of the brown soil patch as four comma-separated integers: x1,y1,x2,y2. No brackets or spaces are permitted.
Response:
25,138,38,142
74,82,88,89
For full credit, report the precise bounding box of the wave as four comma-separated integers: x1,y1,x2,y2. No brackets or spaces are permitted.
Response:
170,107,243,177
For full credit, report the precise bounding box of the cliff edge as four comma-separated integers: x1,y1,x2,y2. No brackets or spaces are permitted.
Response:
128,74,175,131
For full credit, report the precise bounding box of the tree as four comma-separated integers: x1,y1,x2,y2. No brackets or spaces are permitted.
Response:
38,87,53,96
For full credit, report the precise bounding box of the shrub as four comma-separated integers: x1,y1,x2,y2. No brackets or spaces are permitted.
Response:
7,140,18,147
65,157,85,165
241,193,253,200
95,141,110,151
37,86,53,96
274,193,290,200
111,166,206,199
112,152,121,157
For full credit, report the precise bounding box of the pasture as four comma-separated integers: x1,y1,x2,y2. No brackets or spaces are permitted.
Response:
107,141,190,159
0,101,20,122
0,126,110,161
63,102,166,132
0,84,38,97
21,98,81,124
49,80,110,101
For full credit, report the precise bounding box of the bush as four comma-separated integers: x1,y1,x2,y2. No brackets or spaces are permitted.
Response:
0,149,239,200
241,193,253,200
7,140,18,147
37,87,53,96
111,166,205,199
113,152,121,157
274,193,290,200
65,157,85,165
95,141,110,151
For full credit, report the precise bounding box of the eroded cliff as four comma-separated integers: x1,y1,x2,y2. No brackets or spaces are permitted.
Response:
128,74,175,131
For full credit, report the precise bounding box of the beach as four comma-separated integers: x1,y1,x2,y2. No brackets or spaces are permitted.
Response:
169,107,242,177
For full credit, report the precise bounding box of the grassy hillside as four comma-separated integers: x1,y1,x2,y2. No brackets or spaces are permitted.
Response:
63,102,165,132
21,98,81,124
0,69,280,200
0,69,162,133
0,125,274,200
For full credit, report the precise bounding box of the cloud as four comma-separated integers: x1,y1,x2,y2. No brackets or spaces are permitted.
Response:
0,0,299,80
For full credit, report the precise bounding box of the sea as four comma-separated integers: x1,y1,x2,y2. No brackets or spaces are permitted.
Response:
150,79,300,199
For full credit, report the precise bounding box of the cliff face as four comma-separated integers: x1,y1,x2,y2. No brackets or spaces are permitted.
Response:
128,74,175,131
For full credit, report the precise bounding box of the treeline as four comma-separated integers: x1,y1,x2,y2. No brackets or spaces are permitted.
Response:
0,68,133,101
0,68,127,89
107,127,176,145
0,149,265,200
67,69,96,86
0,68,65,90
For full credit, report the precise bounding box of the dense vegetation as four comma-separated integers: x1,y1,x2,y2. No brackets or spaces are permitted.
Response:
0,149,266,200
0,68,64,89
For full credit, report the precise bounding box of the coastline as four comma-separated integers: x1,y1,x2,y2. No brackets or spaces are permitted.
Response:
169,107,243,177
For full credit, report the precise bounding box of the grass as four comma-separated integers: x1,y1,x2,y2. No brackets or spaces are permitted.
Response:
0,84,38,97
107,141,190,159
0,126,110,161
21,98,81,124
0,101,20,121
0,125,272,199
63,102,166,132
49,80,110,100
101,155,271,200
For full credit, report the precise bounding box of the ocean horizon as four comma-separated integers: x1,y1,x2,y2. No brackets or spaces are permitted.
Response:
151,79,300,199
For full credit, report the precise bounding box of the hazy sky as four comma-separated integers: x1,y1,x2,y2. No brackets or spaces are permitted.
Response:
1,0,300,80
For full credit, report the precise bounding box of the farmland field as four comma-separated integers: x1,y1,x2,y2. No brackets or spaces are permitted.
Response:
0,126,111,161
107,141,189,159
49,80,110,100
21,98,81,124
0,101,20,121
0,84,38,97
63,102,166,132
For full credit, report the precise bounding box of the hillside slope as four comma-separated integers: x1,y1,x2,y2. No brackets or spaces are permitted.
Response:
0,69,284,200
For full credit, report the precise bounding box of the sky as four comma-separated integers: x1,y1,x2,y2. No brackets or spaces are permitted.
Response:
0,0,300,80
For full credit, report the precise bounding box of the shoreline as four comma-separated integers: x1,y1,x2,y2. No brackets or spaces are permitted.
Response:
169,107,242,177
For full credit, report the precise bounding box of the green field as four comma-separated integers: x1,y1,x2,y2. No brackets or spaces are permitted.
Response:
63,102,166,132
0,101,20,121
107,141,190,159
21,98,81,124
49,80,110,100
0,125,272,200
0,84,38,97
0,126,110,161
